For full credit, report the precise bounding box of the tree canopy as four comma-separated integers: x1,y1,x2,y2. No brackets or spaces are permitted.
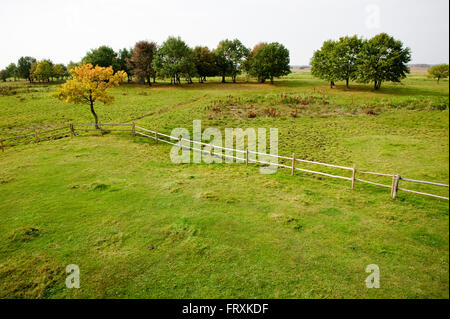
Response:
427,64,449,84
357,33,411,90
214,39,249,83
153,37,195,85
310,40,339,88
33,60,53,82
117,48,133,82
250,42,291,83
311,33,411,90
17,56,36,82
334,35,364,88
82,46,118,71
192,46,217,83
129,41,156,86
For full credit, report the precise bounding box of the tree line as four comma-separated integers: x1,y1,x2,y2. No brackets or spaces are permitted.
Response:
1,37,291,85
0,57,70,83
310,33,412,90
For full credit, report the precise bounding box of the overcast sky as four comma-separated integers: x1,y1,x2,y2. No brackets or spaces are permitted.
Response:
0,0,448,69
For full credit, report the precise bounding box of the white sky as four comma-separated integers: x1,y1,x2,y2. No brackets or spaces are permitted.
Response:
0,0,448,69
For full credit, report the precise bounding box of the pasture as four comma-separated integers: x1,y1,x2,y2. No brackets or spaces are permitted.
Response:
0,70,448,298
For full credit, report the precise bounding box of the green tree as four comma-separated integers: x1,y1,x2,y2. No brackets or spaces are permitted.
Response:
192,46,217,83
5,63,18,81
310,40,339,88
357,33,411,90
334,35,364,88
243,43,266,81
214,39,249,83
249,42,291,83
153,37,195,85
427,64,449,84
52,64,67,80
17,56,36,82
33,60,53,82
82,46,118,71
181,51,197,84
129,41,156,86
0,69,7,82
117,48,134,82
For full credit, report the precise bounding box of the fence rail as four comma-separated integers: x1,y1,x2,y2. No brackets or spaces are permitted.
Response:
134,124,449,201
1,122,448,201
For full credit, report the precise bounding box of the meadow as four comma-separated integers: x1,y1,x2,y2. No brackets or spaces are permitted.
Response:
0,70,448,298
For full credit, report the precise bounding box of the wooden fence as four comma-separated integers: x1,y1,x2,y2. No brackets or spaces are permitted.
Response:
0,126,71,152
1,122,448,201
133,124,449,201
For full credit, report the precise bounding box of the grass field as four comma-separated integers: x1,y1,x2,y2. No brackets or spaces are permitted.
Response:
0,71,448,298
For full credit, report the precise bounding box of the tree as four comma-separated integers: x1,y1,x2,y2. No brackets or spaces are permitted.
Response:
334,35,364,88
180,51,197,84
213,39,249,83
249,42,291,83
153,37,195,85
0,69,7,82
243,43,266,80
52,64,67,80
310,40,339,88
33,60,53,82
192,46,217,83
67,61,78,72
17,56,36,82
129,41,157,86
82,46,118,71
117,48,134,82
29,62,38,82
357,33,411,90
427,64,449,84
52,63,126,129
5,63,18,81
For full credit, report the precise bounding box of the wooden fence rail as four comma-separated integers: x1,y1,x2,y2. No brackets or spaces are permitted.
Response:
1,123,448,201
134,125,449,201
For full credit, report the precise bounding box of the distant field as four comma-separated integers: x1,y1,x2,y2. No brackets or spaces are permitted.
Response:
0,71,448,298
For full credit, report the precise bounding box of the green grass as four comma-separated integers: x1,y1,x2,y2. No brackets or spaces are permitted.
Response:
0,71,448,298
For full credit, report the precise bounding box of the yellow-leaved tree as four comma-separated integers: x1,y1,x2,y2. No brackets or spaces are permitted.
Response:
52,63,126,129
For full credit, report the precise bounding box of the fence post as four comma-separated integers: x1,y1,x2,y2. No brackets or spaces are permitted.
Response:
392,174,400,198
132,122,135,137
34,130,39,143
291,153,295,176
245,148,249,166
69,124,74,137
352,165,357,189
0,139,4,152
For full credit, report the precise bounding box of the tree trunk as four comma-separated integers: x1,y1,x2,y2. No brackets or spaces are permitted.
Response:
330,81,334,88
90,98,99,129
437,77,440,84
270,76,274,84
147,76,151,86
221,75,225,83
346,78,349,89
